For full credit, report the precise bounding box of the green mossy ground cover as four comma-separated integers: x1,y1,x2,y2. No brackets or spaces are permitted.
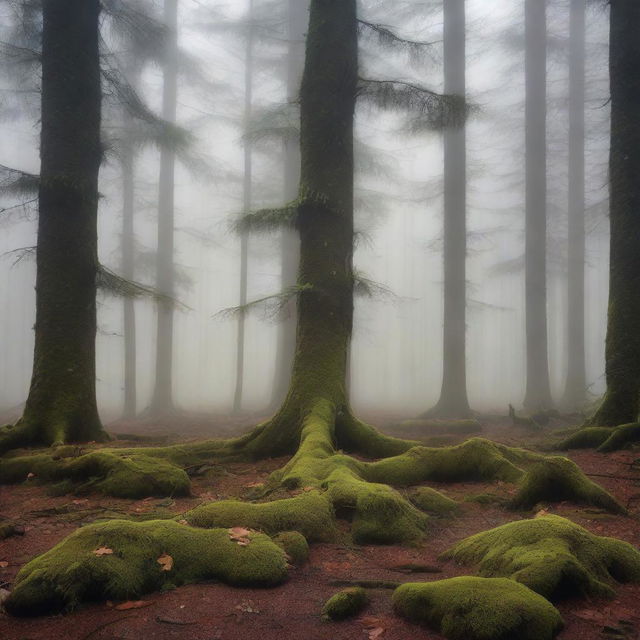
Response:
392,577,563,640
558,423,640,452
322,587,368,620
443,515,640,600
4,519,290,616
409,486,459,515
272,531,309,565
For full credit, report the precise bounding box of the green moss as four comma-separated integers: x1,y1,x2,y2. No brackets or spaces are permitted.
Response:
393,577,563,640
322,587,368,621
510,457,626,514
182,491,337,542
272,531,309,565
558,427,613,450
443,515,640,600
409,487,459,515
5,519,289,616
396,419,482,436
598,423,640,452
0,520,22,539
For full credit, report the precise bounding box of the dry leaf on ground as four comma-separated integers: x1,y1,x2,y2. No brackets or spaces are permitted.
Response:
93,547,114,556
114,600,153,611
157,553,173,571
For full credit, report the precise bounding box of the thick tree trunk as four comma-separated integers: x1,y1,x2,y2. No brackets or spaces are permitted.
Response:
151,0,178,415
243,0,357,458
562,0,587,410
426,0,471,419
5,0,106,449
523,0,553,410
270,0,308,410
233,0,255,414
589,0,640,426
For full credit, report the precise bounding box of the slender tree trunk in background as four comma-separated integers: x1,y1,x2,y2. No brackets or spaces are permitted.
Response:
233,0,255,414
121,121,137,419
151,0,178,415
241,0,357,458
425,0,471,419
562,0,586,410
523,0,553,410
0,0,106,452
270,0,307,410
589,0,640,426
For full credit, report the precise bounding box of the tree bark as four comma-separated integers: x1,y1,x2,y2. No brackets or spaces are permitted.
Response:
523,0,553,410
270,0,308,411
562,0,587,410
589,0,640,426
151,0,179,415
425,0,471,419
4,0,106,450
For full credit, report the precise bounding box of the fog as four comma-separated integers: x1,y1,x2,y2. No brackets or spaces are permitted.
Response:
0,0,610,422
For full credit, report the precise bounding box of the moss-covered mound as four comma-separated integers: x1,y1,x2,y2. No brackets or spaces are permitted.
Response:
182,491,337,542
322,587,368,620
4,519,290,616
443,515,640,600
273,531,309,565
409,487,459,515
393,577,563,640
0,451,190,498
510,457,626,514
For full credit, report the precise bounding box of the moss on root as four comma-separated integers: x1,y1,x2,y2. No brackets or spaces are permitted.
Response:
443,515,640,600
598,423,640,452
182,491,337,542
272,531,309,565
4,519,290,616
409,487,459,515
0,451,190,498
322,587,368,621
557,427,613,450
392,577,563,640
510,457,626,514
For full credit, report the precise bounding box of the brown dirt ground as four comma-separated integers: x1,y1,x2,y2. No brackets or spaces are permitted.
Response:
1,413,639,640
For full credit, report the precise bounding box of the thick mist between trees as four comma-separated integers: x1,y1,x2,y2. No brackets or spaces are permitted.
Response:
0,0,610,421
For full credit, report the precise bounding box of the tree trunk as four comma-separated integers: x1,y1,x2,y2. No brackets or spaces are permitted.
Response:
233,0,255,415
151,0,179,415
425,0,471,419
270,0,308,410
589,0,640,426
242,0,357,458
562,0,587,410
523,0,553,410
3,0,106,450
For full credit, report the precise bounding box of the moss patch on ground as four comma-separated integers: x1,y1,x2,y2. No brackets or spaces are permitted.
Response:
322,587,368,620
272,531,309,565
409,487,459,515
510,457,626,514
393,577,563,640
443,514,640,600
4,519,290,616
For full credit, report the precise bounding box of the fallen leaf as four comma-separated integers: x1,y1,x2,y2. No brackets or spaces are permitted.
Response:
177,519,189,526
114,600,153,611
0,561,8,568
157,553,173,571
368,628,385,640
244,482,263,488
535,508,549,518
302,486,315,492
93,547,114,556
26,472,35,479
229,527,252,546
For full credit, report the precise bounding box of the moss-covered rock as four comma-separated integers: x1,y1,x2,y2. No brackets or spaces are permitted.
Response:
393,577,563,640
0,451,190,498
4,519,290,616
443,515,640,600
272,531,309,565
182,491,337,542
510,457,626,514
409,487,459,515
322,587,368,620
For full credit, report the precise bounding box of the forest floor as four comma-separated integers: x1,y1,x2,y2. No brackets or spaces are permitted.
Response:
1,412,639,640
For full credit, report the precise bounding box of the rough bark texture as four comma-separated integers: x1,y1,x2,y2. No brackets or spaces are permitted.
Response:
0,0,106,452
589,0,640,426
425,0,471,419
270,0,308,411
233,0,255,414
562,0,587,410
150,0,178,415
523,0,553,410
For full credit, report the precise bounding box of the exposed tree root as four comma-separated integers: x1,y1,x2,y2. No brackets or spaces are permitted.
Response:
557,423,640,452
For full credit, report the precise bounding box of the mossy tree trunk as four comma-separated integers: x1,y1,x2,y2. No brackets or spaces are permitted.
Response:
150,0,178,416
242,0,358,458
523,0,553,411
0,0,107,451
425,0,471,419
562,0,587,410
589,0,640,426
